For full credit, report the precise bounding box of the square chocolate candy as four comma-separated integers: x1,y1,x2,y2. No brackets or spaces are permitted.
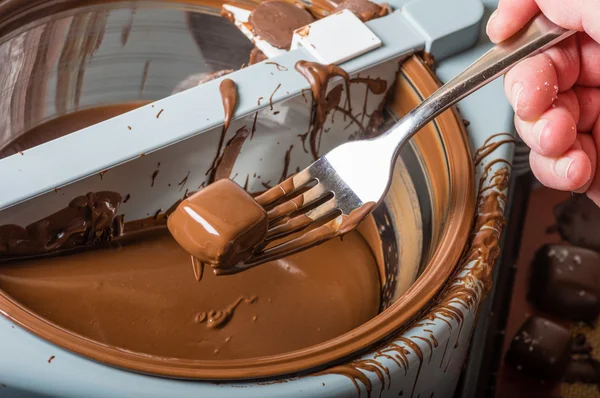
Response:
555,194,600,251
505,316,572,380
529,244,600,322
167,179,268,267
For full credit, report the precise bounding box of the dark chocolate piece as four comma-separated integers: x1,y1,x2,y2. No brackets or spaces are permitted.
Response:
505,316,572,380
529,244,600,322
249,1,315,50
555,194,600,251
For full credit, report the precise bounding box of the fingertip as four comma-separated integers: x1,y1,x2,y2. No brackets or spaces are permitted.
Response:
486,10,503,43
530,149,592,191
564,150,592,190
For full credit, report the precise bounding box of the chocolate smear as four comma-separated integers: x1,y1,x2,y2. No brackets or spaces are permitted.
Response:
249,1,315,50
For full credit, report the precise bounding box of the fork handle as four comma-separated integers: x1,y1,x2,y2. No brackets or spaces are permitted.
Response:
378,14,575,155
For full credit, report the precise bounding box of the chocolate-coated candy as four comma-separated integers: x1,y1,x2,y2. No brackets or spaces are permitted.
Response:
505,316,572,380
555,194,600,251
529,244,600,322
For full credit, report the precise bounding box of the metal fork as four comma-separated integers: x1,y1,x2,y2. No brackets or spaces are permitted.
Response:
227,14,574,273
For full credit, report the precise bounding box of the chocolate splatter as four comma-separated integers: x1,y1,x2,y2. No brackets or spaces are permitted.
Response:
195,296,258,329
151,170,159,187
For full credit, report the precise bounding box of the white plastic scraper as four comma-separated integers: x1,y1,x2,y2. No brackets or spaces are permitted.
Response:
291,10,382,65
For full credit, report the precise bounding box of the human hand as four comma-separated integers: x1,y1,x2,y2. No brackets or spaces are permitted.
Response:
486,0,600,205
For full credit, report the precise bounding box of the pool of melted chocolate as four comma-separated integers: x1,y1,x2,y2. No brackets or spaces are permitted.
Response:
0,105,382,361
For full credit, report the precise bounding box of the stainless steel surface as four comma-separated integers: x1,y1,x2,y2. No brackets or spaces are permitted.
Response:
234,14,573,269
0,2,253,153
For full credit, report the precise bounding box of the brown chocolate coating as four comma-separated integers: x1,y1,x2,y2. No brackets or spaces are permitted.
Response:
167,179,268,268
249,47,267,65
529,244,600,322
249,1,315,50
0,192,122,259
335,0,389,22
555,194,600,251
295,60,351,160
505,316,572,380
0,228,381,360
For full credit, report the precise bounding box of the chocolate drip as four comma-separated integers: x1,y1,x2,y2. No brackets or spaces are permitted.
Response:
207,79,238,183
0,192,122,259
214,126,250,181
321,137,512,396
150,169,159,187
249,47,267,65
249,1,315,50
335,0,389,22
295,60,351,159
191,256,205,282
473,133,515,166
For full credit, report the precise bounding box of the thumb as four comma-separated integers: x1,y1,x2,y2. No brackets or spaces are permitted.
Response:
486,0,539,43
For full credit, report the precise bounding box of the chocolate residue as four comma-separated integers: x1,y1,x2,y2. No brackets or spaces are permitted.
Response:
295,60,351,159
141,60,150,95
191,256,205,282
249,47,267,65
269,83,281,111
279,145,294,183
249,1,315,49
214,126,250,181
207,79,238,183
266,61,288,71
219,79,237,134
121,9,136,47
220,7,235,23
320,137,512,397
251,112,259,140
48,355,55,364
473,133,515,166
0,192,122,260
336,0,389,22
150,170,159,187
178,172,190,192
156,109,164,119
196,296,257,329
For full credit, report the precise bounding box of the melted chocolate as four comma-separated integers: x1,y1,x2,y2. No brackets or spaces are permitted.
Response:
0,228,380,360
249,47,267,65
249,1,315,50
335,0,389,22
295,60,351,159
167,179,268,269
207,78,238,182
0,192,122,260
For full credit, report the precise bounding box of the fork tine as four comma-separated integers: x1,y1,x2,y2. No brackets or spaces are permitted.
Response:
266,183,329,220
248,216,342,266
255,168,313,207
265,197,337,242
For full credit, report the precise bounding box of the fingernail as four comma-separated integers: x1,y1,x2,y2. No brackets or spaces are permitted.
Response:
554,157,574,180
511,82,524,111
486,10,499,39
532,119,549,150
